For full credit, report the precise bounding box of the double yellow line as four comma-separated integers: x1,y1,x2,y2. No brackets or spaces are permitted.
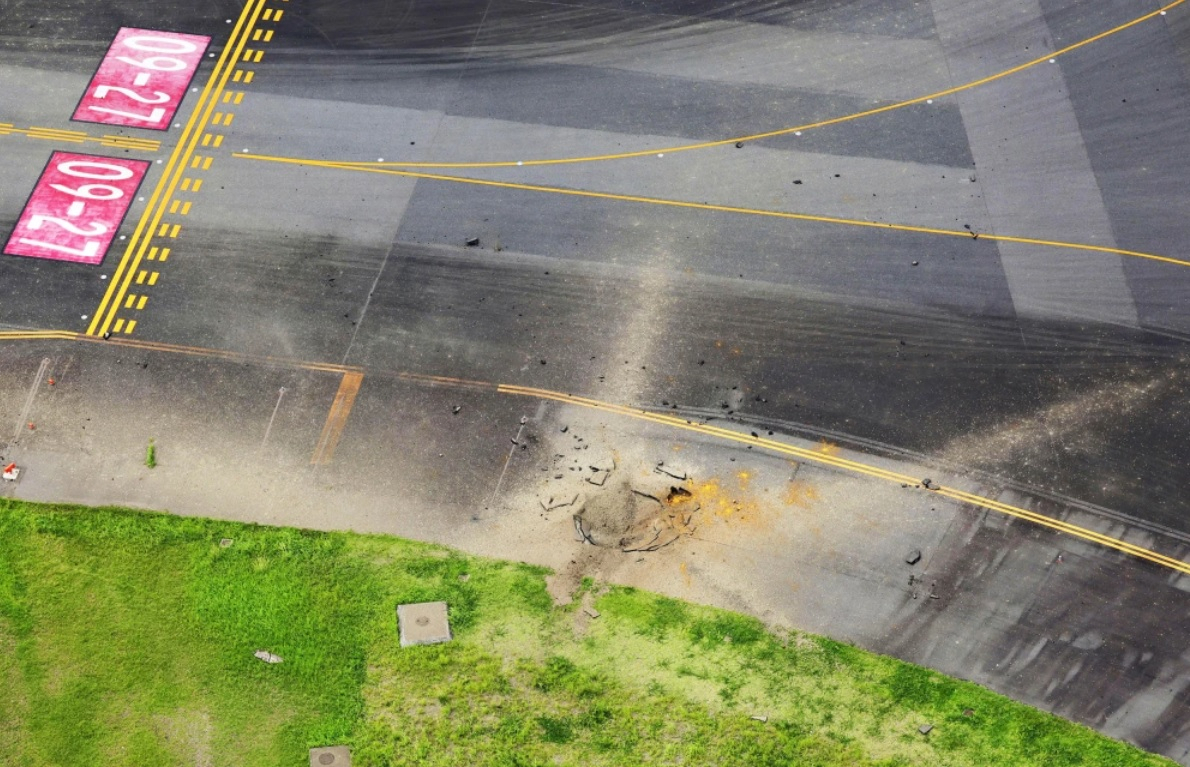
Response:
0,123,160,151
498,385,1190,576
86,0,269,338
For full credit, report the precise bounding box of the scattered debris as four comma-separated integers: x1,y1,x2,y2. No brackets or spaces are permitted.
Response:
560,425,569,433
465,236,480,247
735,141,744,148
254,650,283,664
587,470,610,486
452,405,462,414
574,515,595,544
655,464,687,481
905,549,922,565
962,708,974,717
219,538,234,548
918,724,933,735
583,606,600,619
751,715,768,723
541,493,581,511
911,261,919,266
2,463,20,481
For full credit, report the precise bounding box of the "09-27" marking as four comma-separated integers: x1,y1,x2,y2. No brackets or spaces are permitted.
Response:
3,152,150,265
72,27,211,130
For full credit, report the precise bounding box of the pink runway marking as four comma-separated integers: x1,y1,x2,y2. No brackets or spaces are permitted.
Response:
73,27,210,131
4,152,150,265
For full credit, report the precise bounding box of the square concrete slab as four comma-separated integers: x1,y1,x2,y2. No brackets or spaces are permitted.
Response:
310,745,351,767
397,601,451,647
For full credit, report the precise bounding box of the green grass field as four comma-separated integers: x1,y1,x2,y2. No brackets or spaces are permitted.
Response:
0,499,1172,766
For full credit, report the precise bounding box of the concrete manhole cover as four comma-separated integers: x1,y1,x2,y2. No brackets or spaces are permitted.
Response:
397,601,452,647
309,746,350,767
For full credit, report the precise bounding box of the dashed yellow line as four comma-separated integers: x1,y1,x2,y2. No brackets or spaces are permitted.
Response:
234,152,1190,270
328,0,1186,170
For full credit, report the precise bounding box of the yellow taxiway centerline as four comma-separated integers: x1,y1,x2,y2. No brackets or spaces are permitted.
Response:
232,153,1190,270
304,0,1187,170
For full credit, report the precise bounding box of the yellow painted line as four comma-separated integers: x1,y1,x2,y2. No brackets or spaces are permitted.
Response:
169,200,181,213
236,153,1190,270
334,0,1188,170
147,247,159,261
28,126,87,138
180,178,191,191
124,295,136,309
273,9,284,21
212,134,224,148
253,50,264,63
113,318,125,333
0,124,161,151
262,8,274,21
192,179,203,192
181,201,192,215
158,248,170,262
496,384,1190,575
243,71,255,83
87,0,268,338
263,29,274,42
222,113,234,127
0,330,81,342
136,271,146,285
201,133,212,147
243,48,254,61
234,92,245,105
252,29,263,41
213,112,223,125
169,224,181,238
311,372,364,465
124,320,137,334
136,295,149,310
148,272,159,285
233,69,243,83
202,156,213,170
28,133,85,144
157,223,169,237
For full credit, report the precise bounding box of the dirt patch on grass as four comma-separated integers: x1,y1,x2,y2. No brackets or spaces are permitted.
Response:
153,709,213,767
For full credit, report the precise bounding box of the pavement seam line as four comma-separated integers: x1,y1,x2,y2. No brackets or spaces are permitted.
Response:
293,0,1187,169
87,0,268,338
233,154,1190,269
